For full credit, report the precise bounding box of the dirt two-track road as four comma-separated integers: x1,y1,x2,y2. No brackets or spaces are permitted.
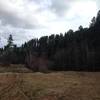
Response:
0,72,100,100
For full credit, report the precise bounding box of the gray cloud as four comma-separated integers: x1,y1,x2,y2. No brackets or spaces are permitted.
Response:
0,0,99,47
0,0,73,30
30,0,72,16
50,0,72,16
0,0,40,29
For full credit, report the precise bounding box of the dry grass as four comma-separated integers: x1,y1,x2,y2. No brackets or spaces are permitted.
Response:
0,64,32,73
0,71,100,100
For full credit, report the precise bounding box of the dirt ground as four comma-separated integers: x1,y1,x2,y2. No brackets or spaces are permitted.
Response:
0,71,100,100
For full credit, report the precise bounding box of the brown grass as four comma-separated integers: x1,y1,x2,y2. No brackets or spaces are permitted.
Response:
0,71,100,100
0,64,32,73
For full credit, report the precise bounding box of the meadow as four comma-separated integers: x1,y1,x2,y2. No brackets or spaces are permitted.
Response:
0,69,100,100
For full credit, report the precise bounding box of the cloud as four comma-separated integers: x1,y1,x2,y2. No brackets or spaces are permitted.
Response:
50,0,72,16
96,0,100,9
0,0,99,47
0,0,40,29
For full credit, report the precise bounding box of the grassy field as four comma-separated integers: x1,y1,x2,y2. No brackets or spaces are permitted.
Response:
0,71,100,100
0,64,32,73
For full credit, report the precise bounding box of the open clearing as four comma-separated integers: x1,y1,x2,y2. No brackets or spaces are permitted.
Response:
0,71,100,100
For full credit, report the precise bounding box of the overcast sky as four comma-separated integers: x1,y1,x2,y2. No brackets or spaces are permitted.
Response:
0,0,99,47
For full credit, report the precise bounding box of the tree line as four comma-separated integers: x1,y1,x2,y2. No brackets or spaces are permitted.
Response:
0,10,100,72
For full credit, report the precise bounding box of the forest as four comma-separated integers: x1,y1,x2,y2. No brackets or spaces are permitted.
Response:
0,10,100,72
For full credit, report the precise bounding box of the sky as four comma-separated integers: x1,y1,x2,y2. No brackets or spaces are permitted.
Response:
0,0,99,47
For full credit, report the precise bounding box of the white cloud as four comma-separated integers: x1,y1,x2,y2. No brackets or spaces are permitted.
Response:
0,0,99,47
96,0,100,9
66,0,98,29
0,0,41,29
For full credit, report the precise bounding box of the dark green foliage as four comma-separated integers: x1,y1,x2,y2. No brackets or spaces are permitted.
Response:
0,10,100,71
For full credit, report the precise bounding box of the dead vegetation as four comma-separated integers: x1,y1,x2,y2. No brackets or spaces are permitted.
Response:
0,64,32,73
0,72,100,100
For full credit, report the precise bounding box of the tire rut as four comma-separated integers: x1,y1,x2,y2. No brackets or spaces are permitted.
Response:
0,81,30,100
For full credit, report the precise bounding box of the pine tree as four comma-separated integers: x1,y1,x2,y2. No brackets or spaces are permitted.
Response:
7,34,13,48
